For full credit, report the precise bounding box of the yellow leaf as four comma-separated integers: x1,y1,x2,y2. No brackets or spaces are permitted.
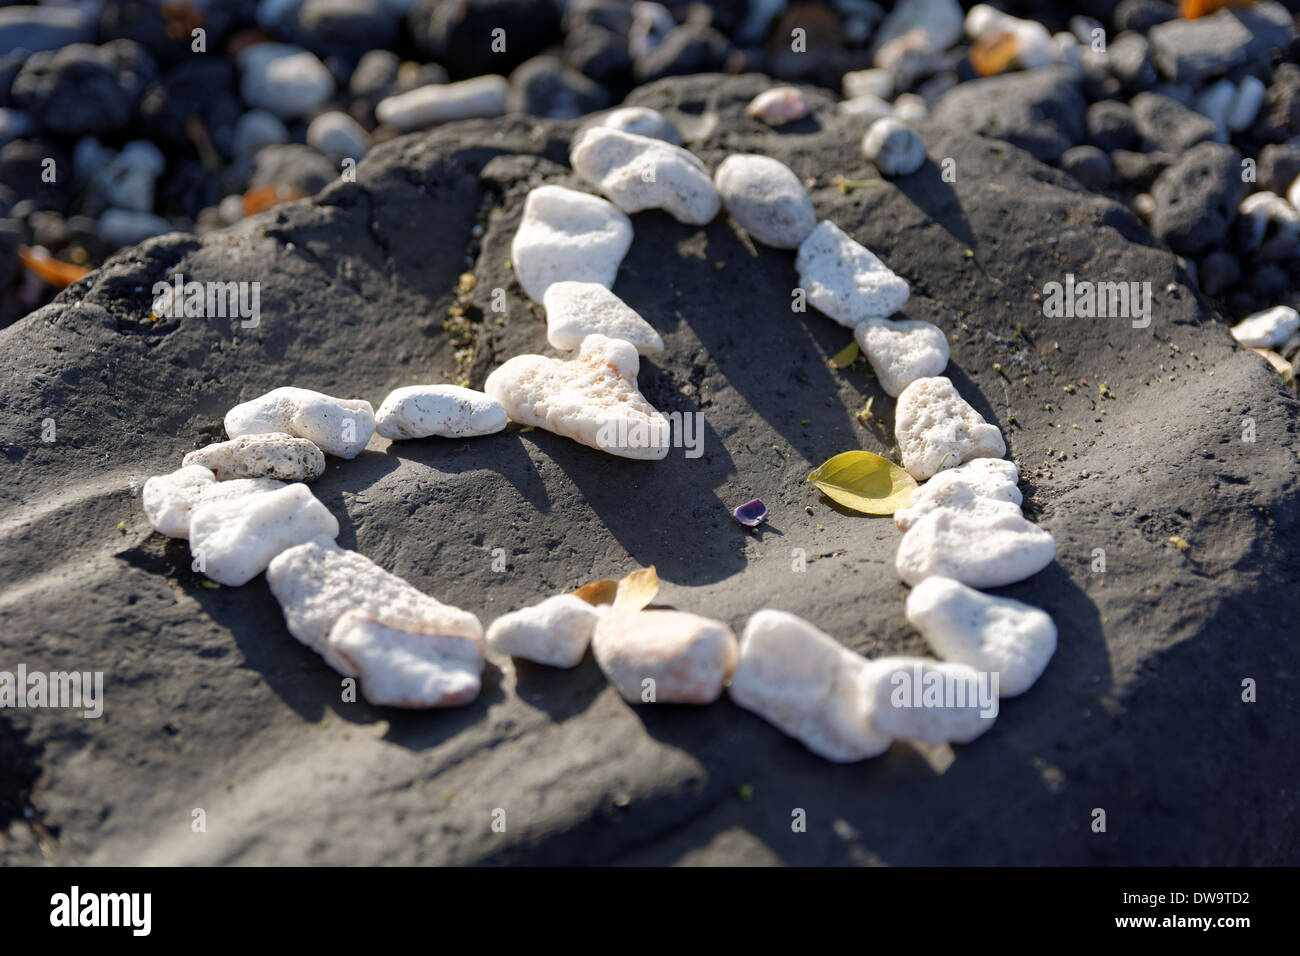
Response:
828,340,859,369
805,451,916,515
614,566,659,611
574,566,661,610
573,579,618,605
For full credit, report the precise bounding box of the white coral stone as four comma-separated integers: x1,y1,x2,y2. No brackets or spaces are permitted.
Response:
375,75,507,131
328,610,484,708
895,506,1055,587
266,535,483,677
894,457,1021,531
795,220,910,327
183,432,325,481
729,609,892,762
189,483,339,587
854,316,949,396
591,609,738,704
143,465,286,539
485,594,601,668
894,375,1005,480
570,126,720,225
142,465,217,538
863,655,999,744
374,385,507,439
905,577,1057,697
1231,306,1300,349
224,386,375,459
484,334,670,460
713,154,817,249
543,281,664,355
510,184,633,303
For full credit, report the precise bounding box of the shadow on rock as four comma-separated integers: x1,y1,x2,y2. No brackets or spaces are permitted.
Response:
512,655,607,723
380,430,553,516
888,151,976,251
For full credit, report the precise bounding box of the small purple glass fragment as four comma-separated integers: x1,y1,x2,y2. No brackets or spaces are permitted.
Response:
733,498,769,527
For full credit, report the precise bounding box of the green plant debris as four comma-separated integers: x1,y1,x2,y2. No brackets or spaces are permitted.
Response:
832,175,882,194
828,340,860,368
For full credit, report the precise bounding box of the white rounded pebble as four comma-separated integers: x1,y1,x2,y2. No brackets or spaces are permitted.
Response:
729,609,892,762
485,594,601,668
306,110,370,160
905,577,1057,697
839,93,894,123
224,386,375,459
745,86,811,126
894,457,1021,531
569,126,720,225
183,432,326,481
1226,75,1266,133
713,154,817,249
965,5,1056,70
1010,20,1056,69
1237,192,1299,255
143,465,286,539
484,334,670,460
876,0,964,55
892,93,929,125
1231,306,1300,349
232,109,289,157
266,535,483,677
327,610,484,708
375,75,507,131
895,506,1056,587
591,609,738,705
795,220,911,328
854,316,949,397
510,184,633,303
596,106,682,145
189,483,338,587
965,4,1013,38
842,67,894,100
374,385,507,440
862,117,926,177
874,36,937,92
894,375,1005,480
237,43,334,120
863,656,998,744
542,280,664,355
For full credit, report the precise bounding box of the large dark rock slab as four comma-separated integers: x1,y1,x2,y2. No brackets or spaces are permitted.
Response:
1,75,1297,866
932,66,1086,163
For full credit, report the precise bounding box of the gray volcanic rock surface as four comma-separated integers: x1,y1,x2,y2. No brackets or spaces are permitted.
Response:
1,74,1297,865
